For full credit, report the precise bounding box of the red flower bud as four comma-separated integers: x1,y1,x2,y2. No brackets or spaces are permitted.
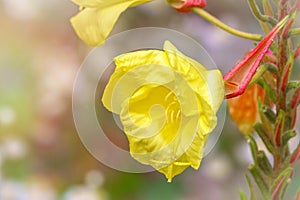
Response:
168,0,206,13
224,17,288,99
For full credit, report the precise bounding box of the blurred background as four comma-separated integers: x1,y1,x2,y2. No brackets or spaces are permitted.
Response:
0,0,300,199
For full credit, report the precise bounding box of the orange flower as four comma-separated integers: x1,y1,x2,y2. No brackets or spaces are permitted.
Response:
227,84,264,135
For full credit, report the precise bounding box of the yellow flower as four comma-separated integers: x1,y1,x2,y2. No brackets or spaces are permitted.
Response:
102,41,224,181
70,0,152,46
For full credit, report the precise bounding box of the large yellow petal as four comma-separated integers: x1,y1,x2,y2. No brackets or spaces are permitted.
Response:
120,85,200,180
70,0,152,46
157,132,205,182
102,50,170,113
203,70,224,114
163,41,223,113
163,41,206,72
71,0,103,8
163,41,223,134
116,66,201,181
72,0,151,8
101,41,225,181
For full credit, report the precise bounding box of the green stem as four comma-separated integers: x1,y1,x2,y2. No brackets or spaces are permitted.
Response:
290,28,300,36
248,0,278,25
191,8,263,41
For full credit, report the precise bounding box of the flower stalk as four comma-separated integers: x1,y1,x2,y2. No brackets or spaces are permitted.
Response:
248,0,278,25
191,8,263,41
290,28,300,36
231,0,300,199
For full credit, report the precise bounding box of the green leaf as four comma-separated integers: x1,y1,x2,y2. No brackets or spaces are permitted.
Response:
239,189,248,200
258,77,277,104
253,123,274,153
286,87,300,129
248,136,259,164
258,99,275,135
279,53,294,92
286,81,300,92
257,151,273,177
247,0,278,25
249,65,267,86
289,87,300,110
249,165,270,199
271,167,293,200
246,174,255,200
266,63,278,74
274,110,285,146
282,130,296,146
259,100,276,123
289,142,300,164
